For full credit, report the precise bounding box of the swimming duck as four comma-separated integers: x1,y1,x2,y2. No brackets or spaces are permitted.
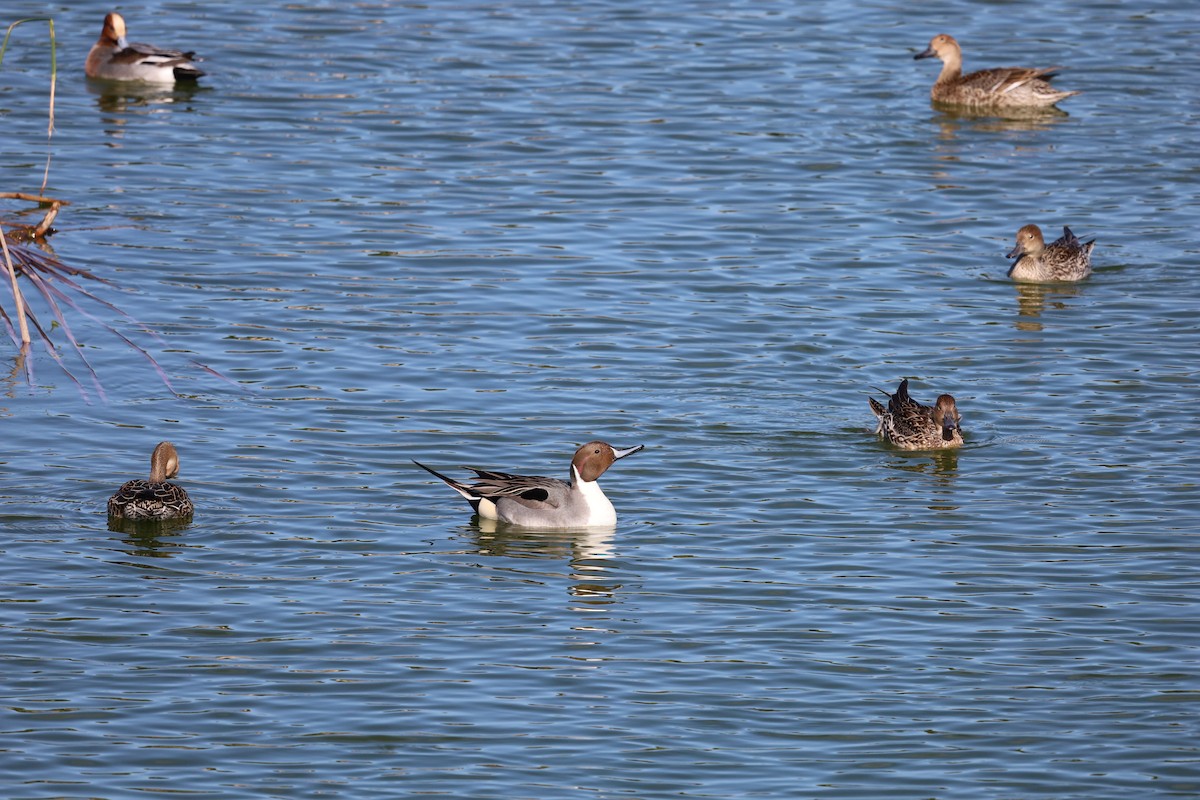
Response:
415,441,644,528
85,12,205,83
914,33,1077,109
1007,224,1095,282
108,441,195,520
869,379,963,450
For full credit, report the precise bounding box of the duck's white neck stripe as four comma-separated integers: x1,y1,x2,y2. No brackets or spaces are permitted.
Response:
573,466,616,526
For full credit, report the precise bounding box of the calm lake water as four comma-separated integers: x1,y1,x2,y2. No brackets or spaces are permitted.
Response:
2,0,1198,797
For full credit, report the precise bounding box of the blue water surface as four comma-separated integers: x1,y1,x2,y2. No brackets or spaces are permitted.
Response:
1,0,1198,797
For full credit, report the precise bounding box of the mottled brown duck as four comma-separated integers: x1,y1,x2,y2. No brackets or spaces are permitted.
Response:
1007,224,1095,282
869,379,963,451
108,441,194,521
914,33,1077,109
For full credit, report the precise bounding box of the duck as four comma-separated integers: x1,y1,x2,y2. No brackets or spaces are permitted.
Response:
913,33,1077,109
1007,224,1095,282
869,379,963,450
414,441,644,528
108,441,195,520
85,12,205,83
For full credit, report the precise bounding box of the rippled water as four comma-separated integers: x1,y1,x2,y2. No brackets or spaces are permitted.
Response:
2,0,1198,797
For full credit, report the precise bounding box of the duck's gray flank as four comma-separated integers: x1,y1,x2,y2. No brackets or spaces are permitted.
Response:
415,441,644,529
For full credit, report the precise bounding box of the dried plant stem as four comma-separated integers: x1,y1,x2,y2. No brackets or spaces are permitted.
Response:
0,193,68,241
0,224,32,344
1,18,58,193
0,192,62,204
41,18,57,194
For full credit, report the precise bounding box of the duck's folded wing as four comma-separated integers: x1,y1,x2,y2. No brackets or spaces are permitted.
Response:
970,66,1060,95
465,470,567,508
888,380,924,416
113,42,196,68
128,41,196,59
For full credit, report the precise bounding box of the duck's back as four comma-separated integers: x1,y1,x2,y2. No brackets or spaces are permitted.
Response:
108,479,194,520
935,66,1076,108
1044,233,1095,280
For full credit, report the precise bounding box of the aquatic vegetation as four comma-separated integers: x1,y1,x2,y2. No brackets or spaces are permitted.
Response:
1,18,204,398
0,215,186,398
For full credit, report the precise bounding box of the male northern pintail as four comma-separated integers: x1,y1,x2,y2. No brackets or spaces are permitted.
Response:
869,379,963,450
108,441,195,520
414,441,644,528
914,34,1078,109
85,12,205,83
1007,224,1095,282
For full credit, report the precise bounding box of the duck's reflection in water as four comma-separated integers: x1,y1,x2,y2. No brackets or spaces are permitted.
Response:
1013,281,1085,331
928,105,1068,157
108,516,193,560
88,79,205,116
469,518,621,605
882,448,961,512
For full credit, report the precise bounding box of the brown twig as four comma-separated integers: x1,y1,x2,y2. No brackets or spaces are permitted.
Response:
0,222,32,344
0,192,68,242
0,192,68,205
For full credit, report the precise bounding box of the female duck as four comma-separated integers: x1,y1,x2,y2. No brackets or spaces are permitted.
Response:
86,12,205,83
914,33,1077,109
1007,224,1095,282
869,379,963,450
108,441,195,521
